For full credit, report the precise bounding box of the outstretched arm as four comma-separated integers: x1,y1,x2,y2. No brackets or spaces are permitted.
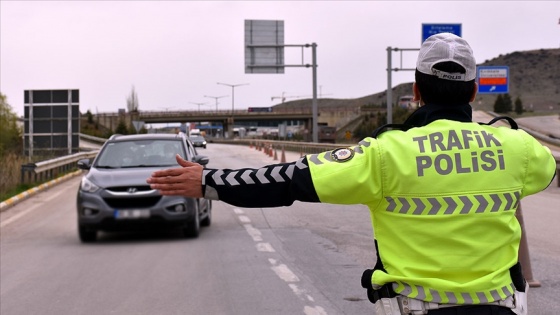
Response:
147,154,204,198
147,154,320,208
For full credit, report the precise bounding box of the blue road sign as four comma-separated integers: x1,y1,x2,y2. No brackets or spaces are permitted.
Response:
477,66,509,94
422,24,462,43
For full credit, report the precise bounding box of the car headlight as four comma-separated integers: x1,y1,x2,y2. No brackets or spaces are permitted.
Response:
81,177,100,193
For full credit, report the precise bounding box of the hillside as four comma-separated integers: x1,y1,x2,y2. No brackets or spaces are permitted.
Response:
274,48,560,114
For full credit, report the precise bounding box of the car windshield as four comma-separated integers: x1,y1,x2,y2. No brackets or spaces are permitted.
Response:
95,139,185,168
189,136,204,141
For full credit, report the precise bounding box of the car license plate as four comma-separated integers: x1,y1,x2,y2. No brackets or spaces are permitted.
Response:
114,209,151,219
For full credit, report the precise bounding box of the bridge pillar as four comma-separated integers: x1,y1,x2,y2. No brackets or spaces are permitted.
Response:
304,118,313,142
226,117,234,138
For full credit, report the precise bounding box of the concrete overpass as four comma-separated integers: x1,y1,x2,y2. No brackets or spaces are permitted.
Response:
95,108,315,138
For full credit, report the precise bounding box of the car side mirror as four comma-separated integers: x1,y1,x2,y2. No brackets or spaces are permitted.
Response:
193,155,209,166
77,158,91,170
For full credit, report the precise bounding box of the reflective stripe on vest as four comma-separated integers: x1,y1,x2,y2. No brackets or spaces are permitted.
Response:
392,281,515,304
385,191,520,215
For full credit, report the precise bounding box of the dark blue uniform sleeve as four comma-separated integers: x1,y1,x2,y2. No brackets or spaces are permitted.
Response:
201,157,320,208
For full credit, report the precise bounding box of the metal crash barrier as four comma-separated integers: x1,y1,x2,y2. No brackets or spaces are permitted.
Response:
20,151,99,185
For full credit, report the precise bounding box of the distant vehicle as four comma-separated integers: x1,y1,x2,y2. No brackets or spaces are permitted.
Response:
189,135,207,149
76,133,212,242
398,95,417,109
248,107,273,112
318,125,337,143
233,127,246,138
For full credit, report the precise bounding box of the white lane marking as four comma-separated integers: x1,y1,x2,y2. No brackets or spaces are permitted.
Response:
238,215,251,223
236,208,327,314
243,224,262,242
0,189,66,228
256,242,275,252
304,306,328,315
289,283,305,298
289,284,316,303
270,263,300,282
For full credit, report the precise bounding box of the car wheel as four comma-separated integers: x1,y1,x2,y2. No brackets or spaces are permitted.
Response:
201,200,212,227
183,203,200,238
78,224,97,243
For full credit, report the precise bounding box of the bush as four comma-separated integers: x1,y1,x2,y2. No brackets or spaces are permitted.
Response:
514,97,524,115
494,94,513,113
0,152,28,200
0,94,22,156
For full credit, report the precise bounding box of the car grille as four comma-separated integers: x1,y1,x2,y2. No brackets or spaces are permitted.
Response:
107,185,153,193
103,196,162,209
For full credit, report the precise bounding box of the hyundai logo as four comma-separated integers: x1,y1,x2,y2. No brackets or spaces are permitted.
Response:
127,187,137,193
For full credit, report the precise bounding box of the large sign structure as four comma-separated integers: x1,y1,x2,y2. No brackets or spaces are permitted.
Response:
386,23,462,124
244,20,285,74
421,23,462,43
244,19,319,142
24,89,80,158
477,66,509,94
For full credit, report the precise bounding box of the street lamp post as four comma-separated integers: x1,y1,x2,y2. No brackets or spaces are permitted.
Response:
217,82,248,139
203,95,227,112
190,102,207,111
217,82,249,114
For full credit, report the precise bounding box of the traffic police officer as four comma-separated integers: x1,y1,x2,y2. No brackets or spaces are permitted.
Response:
147,33,556,314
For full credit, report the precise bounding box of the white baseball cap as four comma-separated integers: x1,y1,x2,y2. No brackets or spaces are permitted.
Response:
416,32,476,81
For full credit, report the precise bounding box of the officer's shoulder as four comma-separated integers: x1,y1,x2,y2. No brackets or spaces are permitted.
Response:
371,124,413,138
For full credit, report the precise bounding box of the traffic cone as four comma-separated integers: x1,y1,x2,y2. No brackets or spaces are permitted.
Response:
281,145,286,163
273,146,278,161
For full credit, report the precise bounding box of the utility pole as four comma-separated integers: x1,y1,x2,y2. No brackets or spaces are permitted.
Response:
203,95,227,112
386,47,419,124
190,102,207,111
217,82,249,114
217,82,249,138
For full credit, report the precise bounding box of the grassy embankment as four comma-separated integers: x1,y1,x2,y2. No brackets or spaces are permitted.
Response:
0,153,33,201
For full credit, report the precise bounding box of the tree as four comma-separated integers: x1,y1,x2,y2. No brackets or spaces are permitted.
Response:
494,94,509,113
0,93,22,155
115,119,130,135
514,96,524,115
86,110,94,124
127,85,139,112
502,94,513,113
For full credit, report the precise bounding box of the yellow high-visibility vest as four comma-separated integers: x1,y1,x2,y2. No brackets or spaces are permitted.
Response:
307,119,555,304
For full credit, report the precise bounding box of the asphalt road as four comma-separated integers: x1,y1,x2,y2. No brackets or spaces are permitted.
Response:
2,116,559,315
0,143,377,315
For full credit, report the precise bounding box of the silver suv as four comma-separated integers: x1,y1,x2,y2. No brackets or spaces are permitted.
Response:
76,133,211,242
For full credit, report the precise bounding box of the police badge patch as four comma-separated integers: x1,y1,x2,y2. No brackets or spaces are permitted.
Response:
331,148,354,162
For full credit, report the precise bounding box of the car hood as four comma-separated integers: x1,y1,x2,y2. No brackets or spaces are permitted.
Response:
86,166,180,188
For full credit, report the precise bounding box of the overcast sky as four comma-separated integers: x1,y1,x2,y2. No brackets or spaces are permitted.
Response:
1,1,559,117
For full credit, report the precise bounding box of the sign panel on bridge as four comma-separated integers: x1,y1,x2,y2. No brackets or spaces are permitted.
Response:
245,20,285,74
477,66,509,94
24,89,80,158
421,23,462,42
